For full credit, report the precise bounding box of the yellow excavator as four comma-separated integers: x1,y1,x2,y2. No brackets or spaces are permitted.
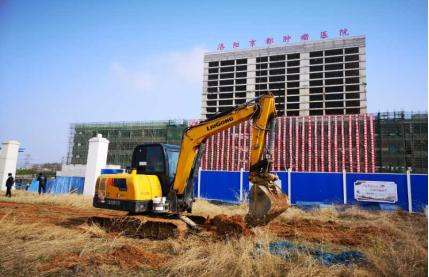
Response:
92,92,288,238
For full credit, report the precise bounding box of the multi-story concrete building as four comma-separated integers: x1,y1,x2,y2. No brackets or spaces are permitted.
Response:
202,35,367,118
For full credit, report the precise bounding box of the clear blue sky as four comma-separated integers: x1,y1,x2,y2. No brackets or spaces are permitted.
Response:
0,0,427,164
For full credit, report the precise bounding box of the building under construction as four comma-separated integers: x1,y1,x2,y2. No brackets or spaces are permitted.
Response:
202,36,367,118
374,112,427,174
66,120,190,167
66,112,427,173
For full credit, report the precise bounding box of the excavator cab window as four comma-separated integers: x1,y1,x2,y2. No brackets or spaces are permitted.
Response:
166,150,179,179
132,144,165,174
131,143,180,196
147,149,165,172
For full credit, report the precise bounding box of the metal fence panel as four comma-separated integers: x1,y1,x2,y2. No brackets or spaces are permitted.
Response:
411,174,428,212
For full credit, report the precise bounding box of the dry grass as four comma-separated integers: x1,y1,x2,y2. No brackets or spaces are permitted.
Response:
193,199,248,217
2,190,93,209
0,212,173,276
0,191,427,276
162,229,367,277
171,201,428,277
0,216,117,275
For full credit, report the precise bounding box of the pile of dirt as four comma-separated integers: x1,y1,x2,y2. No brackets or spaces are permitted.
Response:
38,245,170,273
208,214,254,238
267,218,391,246
109,245,170,269
90,215,188,239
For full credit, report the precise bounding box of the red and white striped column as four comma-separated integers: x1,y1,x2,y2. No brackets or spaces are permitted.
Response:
369,113,376,173
282,117,287,170
243,122,248,170
276,118,281,171
226,128,231,171
295,117,299,171
327,115,332,172
231,126,236,171
363,114,368,173
355,114,361,172
321,116,325,172
348,114,353,173
341,115,346,172
301,117,305,171
314,116,318,172
308,116,312,172
334,115,338,172
289,117,293,171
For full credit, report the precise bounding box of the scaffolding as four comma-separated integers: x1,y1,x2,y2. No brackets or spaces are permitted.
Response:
375,111,428,174
67,120,189,167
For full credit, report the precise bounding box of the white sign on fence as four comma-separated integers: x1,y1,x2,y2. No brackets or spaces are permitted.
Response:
354,180,398,203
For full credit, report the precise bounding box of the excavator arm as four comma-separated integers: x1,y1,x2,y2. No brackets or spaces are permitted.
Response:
169,92,288,225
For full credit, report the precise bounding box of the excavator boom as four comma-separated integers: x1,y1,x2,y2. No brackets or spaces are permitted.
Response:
170,92,289,225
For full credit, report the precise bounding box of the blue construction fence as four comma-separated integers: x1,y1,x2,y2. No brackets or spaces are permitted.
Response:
12,171,427,213
195,170,428,213
16,177,85,194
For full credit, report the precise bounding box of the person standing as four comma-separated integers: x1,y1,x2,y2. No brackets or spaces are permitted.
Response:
37,173,47,195
5,173,14,197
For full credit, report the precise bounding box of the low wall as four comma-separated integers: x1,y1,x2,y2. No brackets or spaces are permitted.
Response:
57,164,121,177
17,170,428,213
27,176,84,194
195,170,428,213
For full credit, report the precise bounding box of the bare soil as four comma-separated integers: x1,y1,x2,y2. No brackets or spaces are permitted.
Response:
0,201,125,226
267,218,391,247
209,214,255,238
37,245,170,273
0,198,426,276
0,201,416,245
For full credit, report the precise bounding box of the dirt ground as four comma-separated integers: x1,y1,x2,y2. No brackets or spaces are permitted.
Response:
0,192,427,276
0,201,393,246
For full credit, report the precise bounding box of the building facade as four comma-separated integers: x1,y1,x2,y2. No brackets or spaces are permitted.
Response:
202,35,367,118
66,112,427,174
66,120,190,167
375,112,427,174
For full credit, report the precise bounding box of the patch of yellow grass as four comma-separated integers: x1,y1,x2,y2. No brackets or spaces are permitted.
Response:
1,190,92,209
0,212,173,275
163,231,284,277
163,229,370,277
193,199,247,216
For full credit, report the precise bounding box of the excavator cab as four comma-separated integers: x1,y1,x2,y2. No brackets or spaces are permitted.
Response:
131,144,180,196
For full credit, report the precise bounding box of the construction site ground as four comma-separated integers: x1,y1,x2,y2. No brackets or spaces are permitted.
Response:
0,191,427,276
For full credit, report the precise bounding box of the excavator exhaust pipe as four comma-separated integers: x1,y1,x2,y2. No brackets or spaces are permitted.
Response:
245,174,289,227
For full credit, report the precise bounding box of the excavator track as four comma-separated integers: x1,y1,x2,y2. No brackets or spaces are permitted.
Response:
90,214,207,240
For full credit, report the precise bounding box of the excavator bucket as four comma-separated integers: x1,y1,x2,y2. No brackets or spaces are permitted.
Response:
245,174,289,226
